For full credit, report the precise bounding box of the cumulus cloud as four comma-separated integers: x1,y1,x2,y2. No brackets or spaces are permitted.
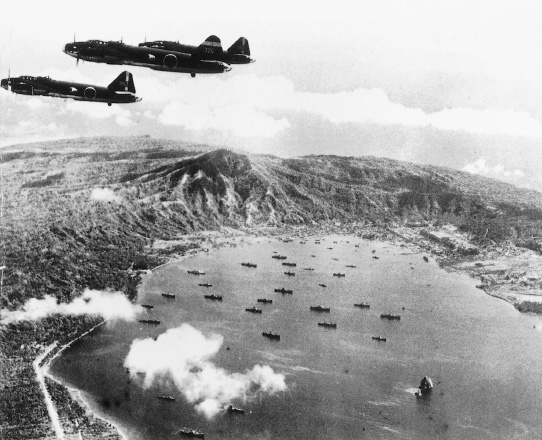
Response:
159,101,289,137
90,187,122,203
462,158,525,179
148,73,542,140
0,289,143,323
124,324,287,418
64,100,133,125
24,97,50,110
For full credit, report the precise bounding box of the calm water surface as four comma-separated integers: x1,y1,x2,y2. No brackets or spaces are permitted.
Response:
51,236,542,439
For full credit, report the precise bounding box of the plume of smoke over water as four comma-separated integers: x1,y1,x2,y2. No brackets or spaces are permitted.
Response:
0,289,143,323
124,324,287,418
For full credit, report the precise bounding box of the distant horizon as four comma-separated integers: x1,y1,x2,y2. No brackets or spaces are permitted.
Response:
2,133,542,198
2,1,542,192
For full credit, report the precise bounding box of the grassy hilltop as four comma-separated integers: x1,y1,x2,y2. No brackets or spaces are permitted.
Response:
1,135,542,438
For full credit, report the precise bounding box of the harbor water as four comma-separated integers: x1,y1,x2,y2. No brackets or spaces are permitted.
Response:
50,236,542,439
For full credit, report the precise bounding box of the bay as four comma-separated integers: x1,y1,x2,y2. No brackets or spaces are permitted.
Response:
50,235,542,439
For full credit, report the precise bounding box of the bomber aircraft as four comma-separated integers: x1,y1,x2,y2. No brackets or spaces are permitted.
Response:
1,71,141,105
139,35,255,65
63,39,231,77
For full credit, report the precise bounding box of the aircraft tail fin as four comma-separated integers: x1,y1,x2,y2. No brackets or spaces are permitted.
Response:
108,71,136,94
227,37,250,56
196,35,223,58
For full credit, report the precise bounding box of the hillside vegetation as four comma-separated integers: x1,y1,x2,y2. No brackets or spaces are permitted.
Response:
1,136,542,438
2,136,541,307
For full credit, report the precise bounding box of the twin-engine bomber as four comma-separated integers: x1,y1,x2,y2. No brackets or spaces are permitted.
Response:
1,71,140,105
139,35,255,65
63,37,238,77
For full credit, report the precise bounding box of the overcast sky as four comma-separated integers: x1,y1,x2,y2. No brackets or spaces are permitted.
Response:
1,0,542,190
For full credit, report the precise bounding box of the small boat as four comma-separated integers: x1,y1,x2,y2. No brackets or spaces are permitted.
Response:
311,255,316,257
157,395,175,401
380,314,401,320
372,336,387,341
139,319,160,325
198,283,212,287
187,270,205,275
310,305,330,312
241,262,257,268
423,256,429,262
327,247,333,250
303,267,315,271
178,427,204,438
140,304,154,309
162,292,175,299
272,255,287,260
245,307,262,314
415,376,434,398
282,262,297,267
372,256,379,259
262,332,280,340
345,265,356,268
332,258,339,261
257,298,273,304
204,294,223,301
318,322,337,328
333,273,345,277
284,271,295,276
354,303,370,308
274,287,293,294
355,244,360,248
318,283,326,288
226,404,245,414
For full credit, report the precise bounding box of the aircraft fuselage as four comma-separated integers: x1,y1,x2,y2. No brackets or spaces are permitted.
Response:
1,75,140,104
139,40,254,64
64,40,231,74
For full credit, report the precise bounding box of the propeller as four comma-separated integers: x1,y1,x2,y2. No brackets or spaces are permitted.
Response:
73,33,80,66
7,69,10,91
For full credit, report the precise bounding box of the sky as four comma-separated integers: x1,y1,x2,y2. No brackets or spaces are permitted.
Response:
1,0,542,191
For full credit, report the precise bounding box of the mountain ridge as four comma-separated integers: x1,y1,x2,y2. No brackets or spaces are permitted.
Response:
1,135,542,439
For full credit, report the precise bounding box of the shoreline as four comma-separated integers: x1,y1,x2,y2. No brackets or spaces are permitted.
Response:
42,321,129,440
33,225,542,439
39,229,270,440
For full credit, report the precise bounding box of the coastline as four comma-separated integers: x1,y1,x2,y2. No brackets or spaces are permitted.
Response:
23,224,542,439
39,229,270,440
41,322,128,439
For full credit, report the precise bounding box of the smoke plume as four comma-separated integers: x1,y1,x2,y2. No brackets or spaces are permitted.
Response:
1,289,142,323
90,187,122,202
124,324,287,418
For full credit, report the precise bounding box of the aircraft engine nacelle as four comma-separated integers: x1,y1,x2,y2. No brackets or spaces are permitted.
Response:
163,54,178,69
84,87,97,99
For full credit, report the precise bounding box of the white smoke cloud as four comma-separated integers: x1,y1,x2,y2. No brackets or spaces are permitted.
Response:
124,324,287,418
0,289,142,323
462,158,525,178
90,187,122,203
